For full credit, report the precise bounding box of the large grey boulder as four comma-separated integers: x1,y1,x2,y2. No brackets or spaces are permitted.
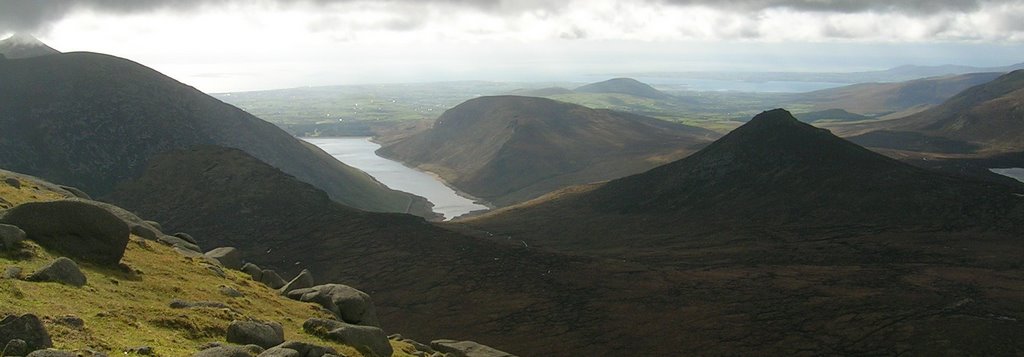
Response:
0,200,129,266
205,247,243,270
430,340,517,357
25,349,78,357
173,232,199,245
303,318,391,357
260,270,286,289
193,345,259,357
256,347,299,357
159,234,202,252
58,185,91,200
268,341,338,357
279,269,314,295
0,314,52,352
226,320,285,349
286,284,380,327
25,257,87,287
0,223,25,250
241,263,262,281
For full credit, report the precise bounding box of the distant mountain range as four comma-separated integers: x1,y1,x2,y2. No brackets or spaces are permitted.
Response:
574,77,674,99
622,62,1024,84
378,95,717,206
0,33,60,59
848,70,1024,155
794,72,1005,117
0,50,434,217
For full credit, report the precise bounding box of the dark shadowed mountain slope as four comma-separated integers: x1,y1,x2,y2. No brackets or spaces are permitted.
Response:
848,70,1024,155
0,52,433,217
454,110,1024,355
105,145,754,356
378,95,717,206
0,33,60,59
574,77,673,99
465,109,1024,255
798,72,1003,116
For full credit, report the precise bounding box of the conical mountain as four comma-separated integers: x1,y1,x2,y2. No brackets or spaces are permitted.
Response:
0,52,434,217
465,109,1024,253
574,77,673,99
0,33,60,59
378,95,716,206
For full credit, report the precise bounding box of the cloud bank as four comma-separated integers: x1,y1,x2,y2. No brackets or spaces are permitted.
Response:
2,0,1023,43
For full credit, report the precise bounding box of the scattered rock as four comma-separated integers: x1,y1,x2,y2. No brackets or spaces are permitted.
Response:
399,338,434,354
286,284,380,327
260,270,286,289
257,347,300,357
0,200,129,266
58,185,92,200
270,341,339,357
226,320,285,349
193,345,258,357
25,349,78,357
430,340,516,357
173,232,199,245
126,346,156,355
2,266,22,279
219,285,244,297
143,220,162,231
4,178,20,188
26,257,87,287
0,223,25,250
159,234,202,253
303,318,391,357
279,269,314,295
241,263,262,281
55,315,84,329
0,314,52,352
206,247,243,270
3,338,28,356
129,224,159,241
169,299,230,309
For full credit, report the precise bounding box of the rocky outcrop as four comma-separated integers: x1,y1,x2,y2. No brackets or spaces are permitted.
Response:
0,223,25,250
205,247,243,270
279,269,314,295
0,200,129,266
430,340,517,357
287,284,380,327
25,257,87,287
0,314,52,353
261,270,287,289
263,341,338,357
193,344,264,357
226,321,285,349
303,318,391,357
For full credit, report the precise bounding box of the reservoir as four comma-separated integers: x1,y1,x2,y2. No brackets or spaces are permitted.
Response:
305,137,489,220
991,168,1024,183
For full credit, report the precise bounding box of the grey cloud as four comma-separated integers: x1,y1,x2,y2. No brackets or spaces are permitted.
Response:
0,0,550,33
1,0,1019,34
654,0,1005,14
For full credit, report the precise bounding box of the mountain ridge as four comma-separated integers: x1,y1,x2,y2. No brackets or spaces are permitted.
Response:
378,95,717,206
0,51,435,217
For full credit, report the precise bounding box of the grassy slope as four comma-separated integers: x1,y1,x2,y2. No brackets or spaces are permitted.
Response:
0,172,418,357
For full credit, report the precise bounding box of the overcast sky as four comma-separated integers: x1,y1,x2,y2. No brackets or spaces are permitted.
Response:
3,0,1024,92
